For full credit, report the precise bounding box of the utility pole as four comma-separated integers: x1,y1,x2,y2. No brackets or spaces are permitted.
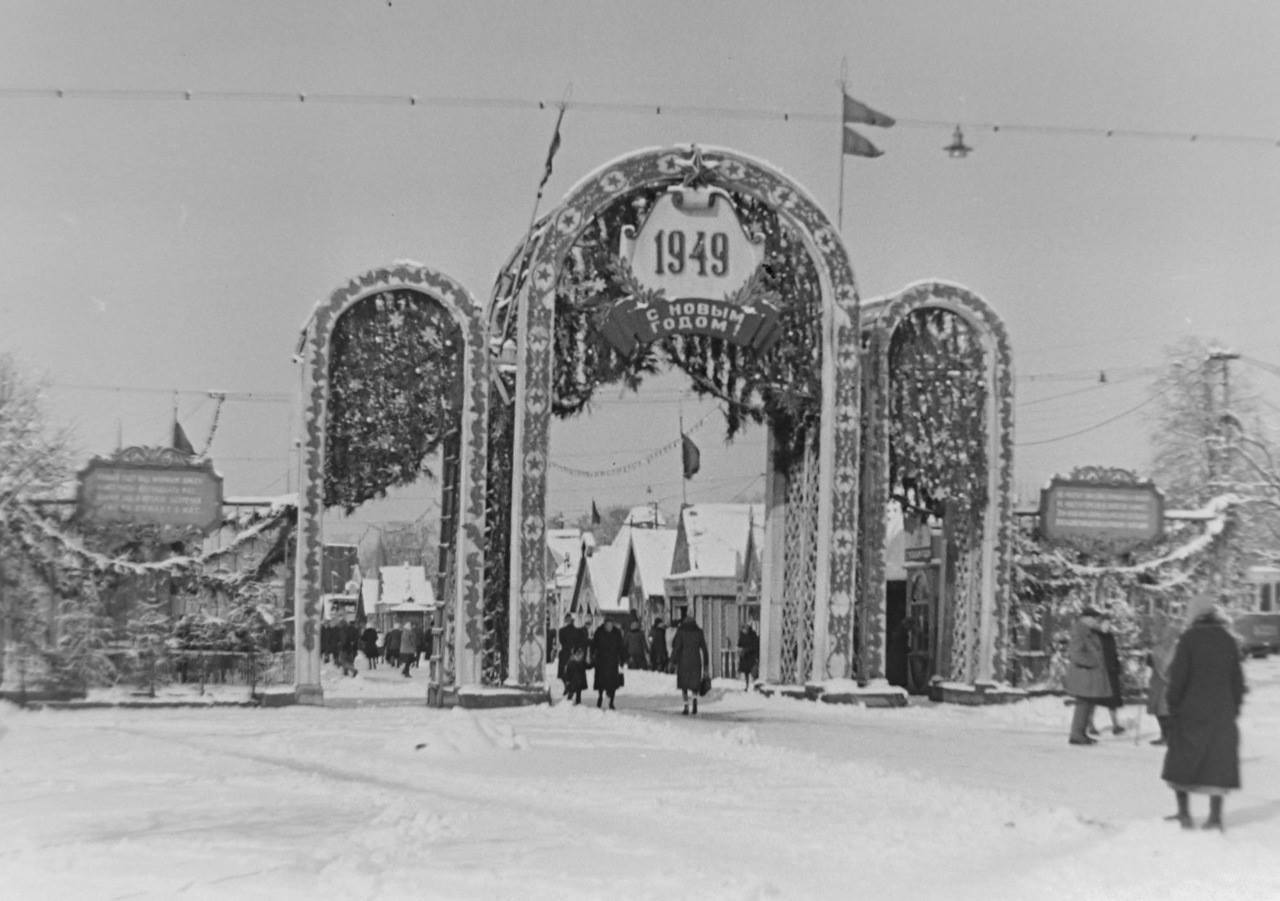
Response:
1208,348,1240,486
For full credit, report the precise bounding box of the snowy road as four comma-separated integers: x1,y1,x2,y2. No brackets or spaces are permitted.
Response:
1,660,1277,900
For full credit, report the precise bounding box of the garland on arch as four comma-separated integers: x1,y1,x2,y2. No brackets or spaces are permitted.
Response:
887,307,988,532
548,187,823,473
324,289,464,513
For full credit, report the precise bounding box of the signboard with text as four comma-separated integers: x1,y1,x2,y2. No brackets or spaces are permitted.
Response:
77,448,224,534
1040,478,1163,544
596,187,782,355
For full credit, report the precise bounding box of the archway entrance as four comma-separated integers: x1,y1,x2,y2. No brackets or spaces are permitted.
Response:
478,145,863,693
860,281,1015,688
292,264,488,704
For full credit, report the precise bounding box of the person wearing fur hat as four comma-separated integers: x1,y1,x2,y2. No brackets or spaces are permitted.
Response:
1063,607,1111,745
1161,594,1246,830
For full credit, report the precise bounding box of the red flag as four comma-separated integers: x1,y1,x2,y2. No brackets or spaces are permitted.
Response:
537,105,566,192
842,92,895,128
681,434,701,480
842,126,883,158
172,420,196,455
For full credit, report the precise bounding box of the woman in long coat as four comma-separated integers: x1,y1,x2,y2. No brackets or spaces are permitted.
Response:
590,620,626,710
1090,616,1126,735
670,615,709,715
1145,617,1180,746
1161,595,1246,830
1063,608,1111,745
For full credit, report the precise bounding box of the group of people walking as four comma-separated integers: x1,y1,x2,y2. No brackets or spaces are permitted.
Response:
555,613,715,715
319,618,430,678
1065,595,1246,831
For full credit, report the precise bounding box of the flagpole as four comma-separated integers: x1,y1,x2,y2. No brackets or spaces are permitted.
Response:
837,60,848,233
679,411,687,509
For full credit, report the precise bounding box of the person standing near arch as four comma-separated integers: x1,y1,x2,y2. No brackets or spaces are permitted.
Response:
671,613,709,715
1162,594,1246,831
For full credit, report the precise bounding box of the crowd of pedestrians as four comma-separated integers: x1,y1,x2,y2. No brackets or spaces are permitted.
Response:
1063,595,1247,831
319,617,433,678
553,611,757,715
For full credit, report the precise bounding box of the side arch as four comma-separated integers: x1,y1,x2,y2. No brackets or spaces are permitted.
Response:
293,262,488,703
860,279,1015,684
505,144,863,687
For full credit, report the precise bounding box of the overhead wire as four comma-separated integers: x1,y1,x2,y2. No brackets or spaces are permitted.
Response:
2,85,1277,149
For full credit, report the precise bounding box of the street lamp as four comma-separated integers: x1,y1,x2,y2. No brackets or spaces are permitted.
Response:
944,125,972,158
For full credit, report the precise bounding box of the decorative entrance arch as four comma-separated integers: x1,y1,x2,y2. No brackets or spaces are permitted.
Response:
495,145,863,689
292,263,488,704
859,280,1015,686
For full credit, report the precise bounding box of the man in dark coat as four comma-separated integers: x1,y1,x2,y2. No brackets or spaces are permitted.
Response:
557,614,589,704
670,614,709,715
737,622,760,690
1161,595,1246,830
648,617,669,673
624,619,649,670
360,622,380,669
591,619,627,710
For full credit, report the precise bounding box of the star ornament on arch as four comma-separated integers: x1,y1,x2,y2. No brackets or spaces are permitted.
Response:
674,145,722,188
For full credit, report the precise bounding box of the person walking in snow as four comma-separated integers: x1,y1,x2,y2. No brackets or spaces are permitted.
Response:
1064,607,1110,745
1089,613,1126,736
737,622,760,690
624,618,648,670
398,619,419,678
1146,615,1180,746
648,617,669,673
360,622,380,670
384,623,401,671
671,613,709,715
558,614,589,704
337,620,359,677
591,619,627,710
1161,594,1246,831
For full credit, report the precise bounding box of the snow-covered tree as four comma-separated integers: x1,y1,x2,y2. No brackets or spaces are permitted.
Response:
0,353,74,690
1148,336,1280,570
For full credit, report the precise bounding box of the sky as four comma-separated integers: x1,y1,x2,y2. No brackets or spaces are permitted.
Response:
2,657,1278,899
3,1,1280,531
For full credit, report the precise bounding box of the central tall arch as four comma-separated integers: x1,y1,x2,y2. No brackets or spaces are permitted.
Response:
500,145,863,688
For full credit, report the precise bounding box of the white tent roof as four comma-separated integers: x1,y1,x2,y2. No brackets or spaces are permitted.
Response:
628,528,677,598
380,563,435,608
585,544,628,613
674,503,763,578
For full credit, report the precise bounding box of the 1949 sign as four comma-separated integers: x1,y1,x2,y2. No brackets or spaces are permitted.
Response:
598,187,781,354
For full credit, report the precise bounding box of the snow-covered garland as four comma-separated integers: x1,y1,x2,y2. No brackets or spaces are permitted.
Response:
549,186,823,473
2,499,294,590
887,307,988,530
324,289,464,513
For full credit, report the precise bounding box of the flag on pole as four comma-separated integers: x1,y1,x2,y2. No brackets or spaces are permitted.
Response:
842,92,895,127
681,434,701,480
537,104,566,192
172,420,196,455
842,126,884,158
591,500,602,526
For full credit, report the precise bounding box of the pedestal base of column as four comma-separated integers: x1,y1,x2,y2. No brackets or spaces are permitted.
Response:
294,683,324,706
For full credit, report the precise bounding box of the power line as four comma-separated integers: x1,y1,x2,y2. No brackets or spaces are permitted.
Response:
3,85,1277,149
1016,384,1170,447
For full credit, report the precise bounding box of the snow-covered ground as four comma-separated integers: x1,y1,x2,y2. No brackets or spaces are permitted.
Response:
2,658,1277,900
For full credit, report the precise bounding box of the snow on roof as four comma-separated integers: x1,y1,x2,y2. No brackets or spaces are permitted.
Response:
628,528,677,597
586,544,627,612
674,503,763,578
380,563,435,607
546,528,587,588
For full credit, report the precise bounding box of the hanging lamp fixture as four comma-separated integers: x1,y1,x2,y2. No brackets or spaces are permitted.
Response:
944,125,972,158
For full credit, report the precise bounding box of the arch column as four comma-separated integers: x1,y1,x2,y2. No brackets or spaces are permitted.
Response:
508,145,863,688
293,263,488,703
